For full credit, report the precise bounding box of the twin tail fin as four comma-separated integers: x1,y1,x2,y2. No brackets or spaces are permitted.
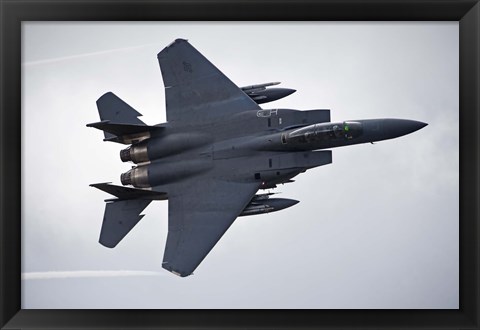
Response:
87,92,164,144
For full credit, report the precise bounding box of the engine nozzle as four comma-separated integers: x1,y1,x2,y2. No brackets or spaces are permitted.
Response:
120,148,132,162
120,144,149,164
120,166,149,188
120,171,132,185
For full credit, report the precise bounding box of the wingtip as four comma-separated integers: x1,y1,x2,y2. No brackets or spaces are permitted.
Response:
162,263,192,277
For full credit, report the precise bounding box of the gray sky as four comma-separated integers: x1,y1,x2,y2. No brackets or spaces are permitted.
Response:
22,22,458,309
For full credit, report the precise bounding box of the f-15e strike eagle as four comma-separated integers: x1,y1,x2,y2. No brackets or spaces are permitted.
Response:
88,39,427,277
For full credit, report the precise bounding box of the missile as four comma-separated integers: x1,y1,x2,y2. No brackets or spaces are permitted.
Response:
241,82,280,91
239,198,299,217
251,192,276,201
241,82,296,104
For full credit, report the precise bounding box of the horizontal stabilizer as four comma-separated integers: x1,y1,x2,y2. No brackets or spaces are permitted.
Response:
99,199,151,248
90,182,168,201
86,120,164,144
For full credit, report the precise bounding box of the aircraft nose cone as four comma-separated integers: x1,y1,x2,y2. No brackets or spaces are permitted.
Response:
383,119,428,139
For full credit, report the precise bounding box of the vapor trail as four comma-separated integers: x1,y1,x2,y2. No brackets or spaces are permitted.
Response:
22,270,165,280
23,43,158,67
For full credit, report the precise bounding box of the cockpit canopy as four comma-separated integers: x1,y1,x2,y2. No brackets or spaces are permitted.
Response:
285,121,363,144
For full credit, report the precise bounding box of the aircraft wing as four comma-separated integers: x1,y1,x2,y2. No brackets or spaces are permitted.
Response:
162,178,260,277
157,39,261,124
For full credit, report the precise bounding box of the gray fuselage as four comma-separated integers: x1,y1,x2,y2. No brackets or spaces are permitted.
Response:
119,108,426,192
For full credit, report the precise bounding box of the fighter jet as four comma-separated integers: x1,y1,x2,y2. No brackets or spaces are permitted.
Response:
87,39,427,277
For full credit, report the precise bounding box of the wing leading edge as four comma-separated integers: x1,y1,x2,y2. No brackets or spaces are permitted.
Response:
157,39,261,124
162,179,260,277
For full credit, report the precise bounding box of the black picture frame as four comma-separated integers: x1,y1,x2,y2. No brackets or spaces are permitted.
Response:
1,0,478,329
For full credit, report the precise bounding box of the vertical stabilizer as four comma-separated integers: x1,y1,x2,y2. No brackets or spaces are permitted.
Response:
99,199,151,248
96,92,146,140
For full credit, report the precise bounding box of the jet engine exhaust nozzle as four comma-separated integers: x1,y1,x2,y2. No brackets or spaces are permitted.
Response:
120,148,132,162
120,166,150,188
120,171,132,185
120,144,149,164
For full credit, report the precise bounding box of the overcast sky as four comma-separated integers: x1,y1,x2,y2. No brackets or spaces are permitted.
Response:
21,22,458,309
